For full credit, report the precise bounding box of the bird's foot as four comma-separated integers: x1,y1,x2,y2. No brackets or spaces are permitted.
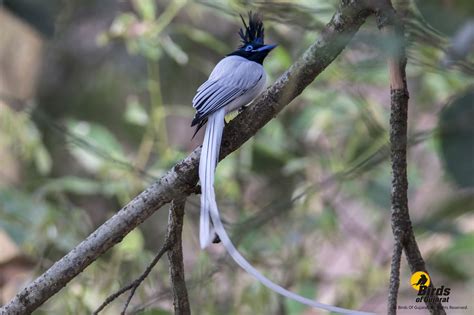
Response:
238,105,248,114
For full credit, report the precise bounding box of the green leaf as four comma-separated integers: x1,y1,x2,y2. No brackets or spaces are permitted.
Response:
34,145,52,175
160,35,188,65
109,13,137,37
67,120,125,172
124,97,149,126
133,0,156,21
0,188,48,244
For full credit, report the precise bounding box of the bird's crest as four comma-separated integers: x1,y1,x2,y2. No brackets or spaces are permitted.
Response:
238,11,264,46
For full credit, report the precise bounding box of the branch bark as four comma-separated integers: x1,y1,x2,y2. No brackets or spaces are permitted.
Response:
377,2,447,314
384,9,409,315
1,2,391,314
167,198,190,315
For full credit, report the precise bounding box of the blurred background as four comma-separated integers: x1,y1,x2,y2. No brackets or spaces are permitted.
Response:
0,0,472,314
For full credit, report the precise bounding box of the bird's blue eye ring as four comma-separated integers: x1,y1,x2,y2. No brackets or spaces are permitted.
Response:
245,45,253,51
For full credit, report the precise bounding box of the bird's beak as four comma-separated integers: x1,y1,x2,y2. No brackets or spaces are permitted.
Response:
257,44,278,52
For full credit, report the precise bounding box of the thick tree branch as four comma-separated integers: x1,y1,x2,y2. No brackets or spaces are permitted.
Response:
167,198,190,315
1,2,376,314
377,2,446,314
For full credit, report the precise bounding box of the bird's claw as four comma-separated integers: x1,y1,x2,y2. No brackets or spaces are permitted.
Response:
238,105,248,114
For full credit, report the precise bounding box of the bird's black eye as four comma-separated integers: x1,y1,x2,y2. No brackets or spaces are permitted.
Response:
245,45,253,51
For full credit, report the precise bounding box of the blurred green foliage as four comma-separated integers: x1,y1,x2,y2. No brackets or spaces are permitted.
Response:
0,0,473,314
438,90,474,188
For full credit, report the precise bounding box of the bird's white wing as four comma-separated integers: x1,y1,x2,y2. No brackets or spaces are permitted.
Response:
192,56,264,125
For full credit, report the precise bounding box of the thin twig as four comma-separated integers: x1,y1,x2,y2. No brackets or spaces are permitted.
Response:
93,241,170,314
129,267,220,314
167,198,191,315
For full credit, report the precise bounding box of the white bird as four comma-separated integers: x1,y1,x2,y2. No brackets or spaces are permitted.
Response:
191,12,373,315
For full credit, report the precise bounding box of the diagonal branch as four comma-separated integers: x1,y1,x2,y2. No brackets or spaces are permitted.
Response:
1,1,376,314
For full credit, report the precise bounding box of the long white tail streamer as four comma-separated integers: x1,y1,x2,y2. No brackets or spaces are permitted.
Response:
198,108,374,315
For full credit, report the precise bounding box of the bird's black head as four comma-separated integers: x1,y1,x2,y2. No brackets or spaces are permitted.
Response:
227,12,277,64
